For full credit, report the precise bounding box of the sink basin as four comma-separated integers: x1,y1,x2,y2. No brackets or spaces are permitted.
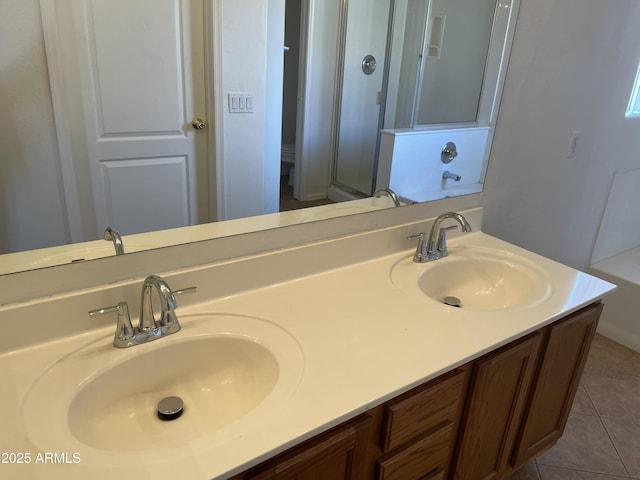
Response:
23,314,304,455
391,246,553,311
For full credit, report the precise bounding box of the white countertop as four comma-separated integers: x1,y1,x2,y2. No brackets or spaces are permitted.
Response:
0,232,615,480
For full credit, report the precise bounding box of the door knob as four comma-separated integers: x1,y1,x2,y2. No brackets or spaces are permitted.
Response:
191,118,206,130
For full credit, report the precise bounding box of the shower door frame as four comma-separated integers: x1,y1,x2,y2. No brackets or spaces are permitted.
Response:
329,0,397,198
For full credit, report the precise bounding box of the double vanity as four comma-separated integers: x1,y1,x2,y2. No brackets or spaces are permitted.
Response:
0,208,615,479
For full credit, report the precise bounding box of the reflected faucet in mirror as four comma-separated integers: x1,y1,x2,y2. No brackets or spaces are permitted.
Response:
443,171,462,182
374,188,401,207
103,227,125,256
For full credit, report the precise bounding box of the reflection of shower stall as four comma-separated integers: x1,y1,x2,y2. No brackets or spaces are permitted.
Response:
285,0,394,202
328,0,394,200
328,0,504,201
282,0,507,204
293,0,471,202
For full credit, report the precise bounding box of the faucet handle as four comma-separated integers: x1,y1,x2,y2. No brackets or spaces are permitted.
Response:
407,233,429,263
89,301,134,347
437,225,458,252
174,286,197,297
164,286,198,323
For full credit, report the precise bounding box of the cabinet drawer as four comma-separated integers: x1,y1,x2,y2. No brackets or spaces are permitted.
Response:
377,422,453,480
381,368,466,452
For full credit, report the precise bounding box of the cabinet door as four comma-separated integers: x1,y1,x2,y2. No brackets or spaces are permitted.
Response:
512,303,602,467
452,333,543,480
247,415,371,480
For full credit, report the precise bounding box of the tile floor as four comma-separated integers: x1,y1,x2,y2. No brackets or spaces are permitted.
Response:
508,334,640,480
279,175,335,212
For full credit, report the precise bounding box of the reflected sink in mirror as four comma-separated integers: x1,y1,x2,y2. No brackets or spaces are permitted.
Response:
22,314,304,456
391,245,553,311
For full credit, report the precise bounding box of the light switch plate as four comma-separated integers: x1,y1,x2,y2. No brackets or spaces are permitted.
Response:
228,93,254,113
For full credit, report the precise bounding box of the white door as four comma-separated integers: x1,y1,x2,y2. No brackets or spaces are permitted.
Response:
58,0,209,237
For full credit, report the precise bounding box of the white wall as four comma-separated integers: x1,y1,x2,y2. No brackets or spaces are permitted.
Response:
482,0,640,270
0,0,69,254
591,168,640,264
217,0,283,220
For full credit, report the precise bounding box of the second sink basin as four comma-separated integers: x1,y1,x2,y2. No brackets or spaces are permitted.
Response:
22,314,304,456
392,245,553,311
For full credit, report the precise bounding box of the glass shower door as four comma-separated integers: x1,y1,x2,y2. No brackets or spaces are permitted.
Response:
333,0,392,196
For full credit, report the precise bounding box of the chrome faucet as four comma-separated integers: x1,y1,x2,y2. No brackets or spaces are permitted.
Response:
407,212,472,263
139,275,181,333
89,275,196,348
373,188,401,207
442,170,462,182
103,226,125,255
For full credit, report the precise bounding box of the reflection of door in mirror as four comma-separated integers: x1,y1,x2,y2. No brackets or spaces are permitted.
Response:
54,0,210,239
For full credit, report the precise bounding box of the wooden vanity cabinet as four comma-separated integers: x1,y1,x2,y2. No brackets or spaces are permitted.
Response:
236,367,471,480
451,332,544,480
375,366,471,480
452,302,603,480
511,303,601,468
243,415,372,480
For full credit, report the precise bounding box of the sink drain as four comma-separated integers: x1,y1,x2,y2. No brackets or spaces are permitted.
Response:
443,296,462,308
157,396,184,421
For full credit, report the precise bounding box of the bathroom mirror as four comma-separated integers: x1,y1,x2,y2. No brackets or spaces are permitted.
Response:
0,0,517,277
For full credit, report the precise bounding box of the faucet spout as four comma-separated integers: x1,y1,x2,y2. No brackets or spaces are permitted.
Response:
373,188,401,207
104,226,125,255
425,212,472,261
139,274,178,333
442,170,462,182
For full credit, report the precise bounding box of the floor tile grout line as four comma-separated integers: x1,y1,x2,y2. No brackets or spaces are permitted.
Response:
599,415,634,479
581,375,604,418
588,381,633,479
535,410,631,478
575,382,600,417
533,459,541,479
583,359,635,479
510,335,640,480
536,460,632,479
